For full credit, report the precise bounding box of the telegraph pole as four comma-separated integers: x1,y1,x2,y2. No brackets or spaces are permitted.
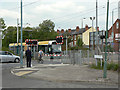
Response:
20,0,23,68
103,0,109,78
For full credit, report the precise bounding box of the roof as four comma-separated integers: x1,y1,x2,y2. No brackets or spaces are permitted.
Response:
70,27,91,35
58,27,92,36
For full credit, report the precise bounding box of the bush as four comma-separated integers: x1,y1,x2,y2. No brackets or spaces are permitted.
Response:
90,61,118,71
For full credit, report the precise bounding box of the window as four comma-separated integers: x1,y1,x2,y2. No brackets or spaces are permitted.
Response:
116,22,119,29
74,41,76,46
75,35,76,40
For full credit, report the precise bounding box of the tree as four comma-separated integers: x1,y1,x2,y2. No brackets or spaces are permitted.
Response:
39,20,55,32
76,37,83,47
0,18,6,29
2,26,17,47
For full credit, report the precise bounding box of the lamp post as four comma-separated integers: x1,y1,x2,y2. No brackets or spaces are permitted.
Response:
103,0,109,78
0,29,3,51
90,17,95,50
81,18,86,29
20,0,23,68
17,18,19,55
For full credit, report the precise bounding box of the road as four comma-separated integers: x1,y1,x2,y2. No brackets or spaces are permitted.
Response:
1,60,118,89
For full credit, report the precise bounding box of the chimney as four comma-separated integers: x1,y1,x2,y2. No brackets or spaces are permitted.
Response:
76,26,79,32
68,29,71,33
57,29,60,34
61,29,64,33
85,24,88,31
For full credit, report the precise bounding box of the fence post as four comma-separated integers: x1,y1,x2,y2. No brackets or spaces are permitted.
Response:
73,50,75,65
87,50,89,64
79,50,82,65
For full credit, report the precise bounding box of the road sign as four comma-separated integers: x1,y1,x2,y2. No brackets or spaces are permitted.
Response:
94,55,103,59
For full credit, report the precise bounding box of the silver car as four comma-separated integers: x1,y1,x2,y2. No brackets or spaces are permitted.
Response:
0,51,20,63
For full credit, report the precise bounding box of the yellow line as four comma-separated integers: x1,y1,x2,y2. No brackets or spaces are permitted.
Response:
15,71,33,76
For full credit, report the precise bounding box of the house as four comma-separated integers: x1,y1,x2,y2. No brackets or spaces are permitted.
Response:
82,27,97,48
108,19,120,52
57,25,91,47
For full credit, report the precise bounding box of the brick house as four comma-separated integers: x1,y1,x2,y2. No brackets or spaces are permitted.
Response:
57,25,91,47
108,19,120,52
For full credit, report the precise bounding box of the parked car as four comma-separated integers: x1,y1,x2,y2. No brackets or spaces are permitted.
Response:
0,51,20,63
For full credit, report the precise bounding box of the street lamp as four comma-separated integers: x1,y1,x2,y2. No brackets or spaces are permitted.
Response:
0,28,4,51
90,17,95,50
81,18,86,28
20,0,23,68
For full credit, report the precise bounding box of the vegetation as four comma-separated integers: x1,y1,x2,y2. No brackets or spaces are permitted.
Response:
90,61,119,71
1,18,59,48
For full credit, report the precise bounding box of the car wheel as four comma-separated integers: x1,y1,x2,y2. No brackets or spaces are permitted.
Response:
14,58,20,63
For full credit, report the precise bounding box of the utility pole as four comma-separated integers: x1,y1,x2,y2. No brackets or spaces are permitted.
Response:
103,0,109,78
20,0,23,68
17,18,19,55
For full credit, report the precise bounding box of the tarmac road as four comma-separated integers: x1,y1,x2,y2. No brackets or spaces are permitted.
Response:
1,60,118,89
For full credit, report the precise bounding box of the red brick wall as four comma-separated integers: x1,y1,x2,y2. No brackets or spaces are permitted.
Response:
108,19,120,52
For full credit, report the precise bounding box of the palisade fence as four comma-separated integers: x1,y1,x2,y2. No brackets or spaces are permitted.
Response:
61,50,119,65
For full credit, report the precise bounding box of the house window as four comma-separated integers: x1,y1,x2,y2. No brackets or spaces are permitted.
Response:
75,35,76,40
74,41,76,46
116,22,119,29
71,42,73,47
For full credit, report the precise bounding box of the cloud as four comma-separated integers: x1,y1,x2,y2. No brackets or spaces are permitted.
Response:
0,9,19,19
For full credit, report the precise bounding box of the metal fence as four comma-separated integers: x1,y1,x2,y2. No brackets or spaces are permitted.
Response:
61,50,119,65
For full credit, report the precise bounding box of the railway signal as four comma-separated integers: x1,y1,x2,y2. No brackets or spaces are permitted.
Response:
25,39,38,45
56,36,63,44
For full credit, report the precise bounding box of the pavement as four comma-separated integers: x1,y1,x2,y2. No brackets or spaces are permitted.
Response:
11,61,118,85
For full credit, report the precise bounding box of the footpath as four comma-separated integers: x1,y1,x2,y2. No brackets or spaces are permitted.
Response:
11,62,118,85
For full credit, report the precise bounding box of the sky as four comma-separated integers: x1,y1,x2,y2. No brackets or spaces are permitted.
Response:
0,0,119,31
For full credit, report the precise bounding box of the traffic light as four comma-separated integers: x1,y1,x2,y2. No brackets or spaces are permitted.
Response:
56,36,63,44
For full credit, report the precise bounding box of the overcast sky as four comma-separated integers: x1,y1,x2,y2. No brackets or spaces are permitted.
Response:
0,0,119,31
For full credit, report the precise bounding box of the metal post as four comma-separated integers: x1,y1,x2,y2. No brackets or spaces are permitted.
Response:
0,30,2,51
66,36,67,55
79,50,82,65
92,20,94,50
17,18,19,55
87,50,89,64
103,0,109,78
20,0,23,68
111,10,114,47
90,17,95,50
81,18,86,29
96,0,99,54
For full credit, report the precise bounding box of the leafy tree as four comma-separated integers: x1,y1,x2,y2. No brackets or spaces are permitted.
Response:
76,37,83,47
2,26,17,47
0,18,6,29
39,20,55,32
